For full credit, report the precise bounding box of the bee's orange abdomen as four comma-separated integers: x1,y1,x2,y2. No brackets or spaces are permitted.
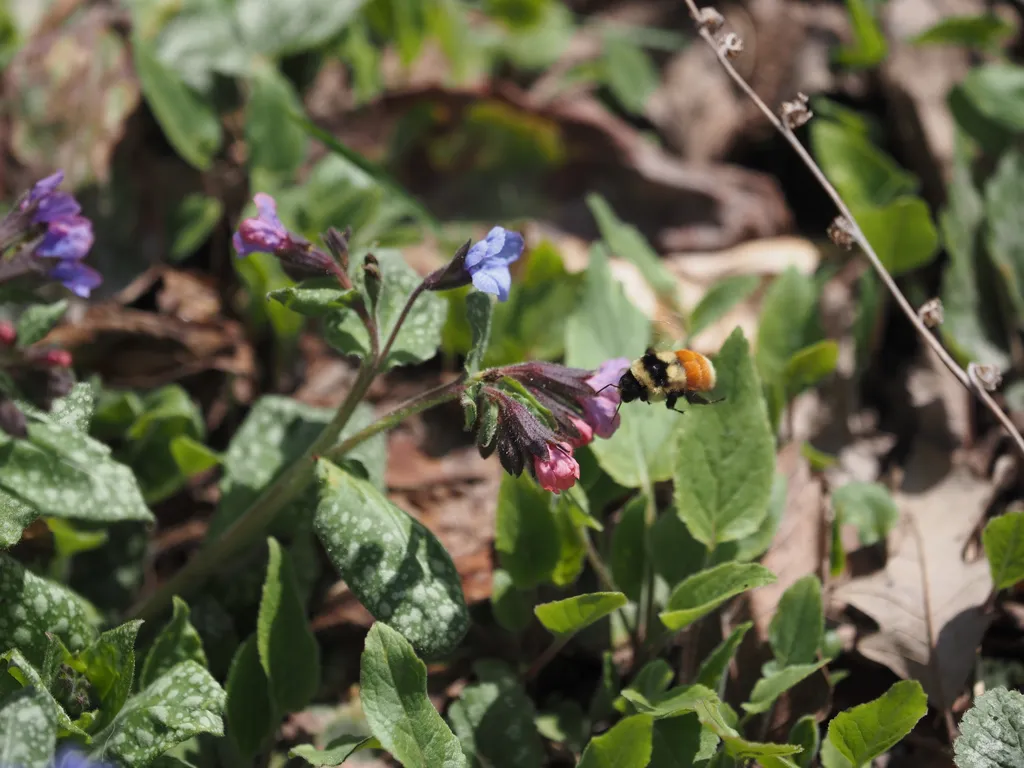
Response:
674,349,716,391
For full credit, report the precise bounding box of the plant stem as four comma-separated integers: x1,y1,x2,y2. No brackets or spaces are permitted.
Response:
680,0,1024,460
525,634,573,682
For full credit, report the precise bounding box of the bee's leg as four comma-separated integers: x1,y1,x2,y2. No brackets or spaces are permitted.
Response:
685,392,726,406
666,394,686,414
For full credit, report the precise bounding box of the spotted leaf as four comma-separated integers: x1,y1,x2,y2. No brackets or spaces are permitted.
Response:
0,687,56,768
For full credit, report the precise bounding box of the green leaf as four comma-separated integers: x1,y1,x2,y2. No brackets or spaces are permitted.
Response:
694,699,804,761
464,291,492,375
733,469,787,561
169,436,221,477
89,661,226,766
625,659,674,708
622,684,719,719
168,193,223,262
986,149,1024,323
315,460,468,658
578,713,654,768
911,15,1013,50
0,554,100,666
257,537,320,712
789,715,821,768
831,482,899,547
756,268,818,388
689,274,760,342
534,592,628,636
659,562,776,631
784,340,839,398
769,575,824,667
603,36,659,116
448,659,545,768
835,0,887,68
743,662,827,714
494,473,560,589
245,63,307,181
140,596,208,690
15,301,67,348
586,194,677,299
675,328,776,547
360,622,467,768
857,196,940,276
953,686,1024,768
0,489,38,548
983,511,1024,590
45,518,108,558
290,735,382,766
0,687,56,768
958,63,1024,133
225,635,273,759
551,494,586,587
267,284,360,318
696,621,752,692
648,508,709,588
236,0,368,57
650,713,719,767
132,36,221,171
611,494,647,602
825,680,927,767
490,569,533,633
79,620,143,730
2,646,88,738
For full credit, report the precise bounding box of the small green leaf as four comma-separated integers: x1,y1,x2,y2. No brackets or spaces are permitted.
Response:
622,684,719,719
464,291,493,375
603,36,659,116
236,0,367,57
825,680,927,767
257,537,320,712
225,635,273,759
789,715,821,768
911,14,1013,50
769,575,824,667
89,661,226,766
448,659,545,768
983,511,1024,590
832,481,899,547
756,266,818,386
986,149,1024,322
1,648,88,738
611,494,647,602
578,713,654,768
0,687,56,768
267,285,360,318
360,622,467,768
743,662,827,714
689,274,761,342
551,494,586,587
695,699,805,761
625,659,674,708
535,592,628,636
784,340,839,397
168,193,223,262
857,196,940,276
835,0,887,68
490,569,534,633
245,63,307,181
696,621,752,692
169,436,221,477
586,194,677,299
495,473,560,589
650,713,720,767
140,596,208,690
15,301,67,347
45,518,108,558
953,686,1024,768
290,735,382,766
675,328,776,547
315,460,468,658
132,36,221,171
659,562,776,631
78,620,143,730
958,63,1024,133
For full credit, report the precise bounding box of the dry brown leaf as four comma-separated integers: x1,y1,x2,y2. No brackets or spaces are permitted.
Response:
832,443,995,709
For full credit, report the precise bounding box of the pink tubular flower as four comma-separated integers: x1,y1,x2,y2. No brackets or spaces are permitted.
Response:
233,193,294,258
581,357,631,439
533,442,580,494
568,415,593,449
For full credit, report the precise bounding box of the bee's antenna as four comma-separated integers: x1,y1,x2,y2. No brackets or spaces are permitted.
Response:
614,401,624,419
594,383,620,395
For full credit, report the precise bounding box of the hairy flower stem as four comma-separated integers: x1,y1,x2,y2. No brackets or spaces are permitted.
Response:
681,0,1024,459
378,282,426,367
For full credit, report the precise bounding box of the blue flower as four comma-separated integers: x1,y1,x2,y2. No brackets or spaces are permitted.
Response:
21,170,81,224
52,745,115,768
463,226,524,302
48,260,103,298
233,193,293,258
34,215,94,261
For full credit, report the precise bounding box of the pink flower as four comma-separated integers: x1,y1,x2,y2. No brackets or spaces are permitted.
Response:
581,357,630,439
533,442,580,494
233,193,293,258
568,416,593,449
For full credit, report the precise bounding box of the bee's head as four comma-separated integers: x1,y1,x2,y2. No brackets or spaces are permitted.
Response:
618,369,642,403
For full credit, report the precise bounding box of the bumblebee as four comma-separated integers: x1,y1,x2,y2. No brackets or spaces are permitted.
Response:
618,348,722,412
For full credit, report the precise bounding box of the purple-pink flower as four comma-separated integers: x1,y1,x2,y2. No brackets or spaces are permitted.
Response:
580,357,630,439
533,441,580,494
233,193,294,258
35,215,94,261
22,171,82,223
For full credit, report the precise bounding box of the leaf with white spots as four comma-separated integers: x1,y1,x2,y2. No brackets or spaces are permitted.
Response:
360,622,467,768
0,554,101,667
448,659,545,768
257,537,320,713
325,250,446,370
41,382,94,432
209,397,384,539
0,687,57,768
78,620,143,731
314,460,468,659
140,597,208,690
15,300,68,348
89,660,226,766
1,648,88,738
0,489,38,549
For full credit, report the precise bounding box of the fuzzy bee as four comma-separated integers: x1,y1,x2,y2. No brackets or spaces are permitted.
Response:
617,348,723,412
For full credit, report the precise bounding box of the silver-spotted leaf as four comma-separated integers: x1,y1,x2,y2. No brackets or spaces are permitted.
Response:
140,597,208,690
0,687,56,768
953,686,1024,768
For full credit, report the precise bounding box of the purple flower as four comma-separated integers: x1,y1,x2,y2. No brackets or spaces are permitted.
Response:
22,171,81,224
34,215,94,261
464,227,524,302
53,745,115,768
581,357,631,439
233,193,294,258
48,260,103,298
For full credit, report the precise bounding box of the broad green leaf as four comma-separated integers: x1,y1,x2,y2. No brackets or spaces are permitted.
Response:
535,592,627,636
168,193,223,262
0,687,55,768
257,538,320,712
140,596,208,690
831,482,898,547
89,661,226,766
650,713,719,767
236,0,368,57
169,436,221,477
360,622,467,768
825,680,927,767
448,659,545,768
490,569,533,633
857,196,940,276
784,340,839,397
577,713,654,768
649,508,709,588
464,291,492,375
911,15,1013,50
733,470,787,561
689,274,760,342
132,36,221,171
958,63,1024,133
660,562,776,631
15,301,66,347
622,684,719,719
953,686,1024,768
610,494,647,601
983,511,1024,590
625,659,674,708
675,328,775,546
603,36,659,116
267,284,360,318
551,495,586,587
986,149,1024,322
586,194,677,299
225,635,273,759
494,473,560,589
1,648,88,738
0,489,39,548
290,735,381,766
810,119,916,209
835,0,887,68
789,715,821,768
0,554,100,665
756,268,818,388
696,621,752,692
79,620,143,730
743,662,827,714
245,63,307,181
315,460,468,658
769,575,824,667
